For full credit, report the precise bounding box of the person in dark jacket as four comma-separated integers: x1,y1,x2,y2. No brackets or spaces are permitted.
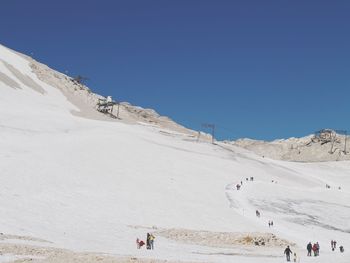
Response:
146,233,151,249
307,242,312,256
284,246,292,262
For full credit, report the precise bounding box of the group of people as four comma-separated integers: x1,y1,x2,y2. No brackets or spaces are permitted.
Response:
307,242,320,256
331,240,344,253
305,240,345,258
268,220,274,227
235,177,255,191
136,233,155,250
283,240,346,262
325,184,342,190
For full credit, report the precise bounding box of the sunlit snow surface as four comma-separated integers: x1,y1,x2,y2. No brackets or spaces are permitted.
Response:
0,44,349,262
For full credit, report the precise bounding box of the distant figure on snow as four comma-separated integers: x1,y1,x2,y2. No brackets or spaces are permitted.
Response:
146,233,151,249
236,184,241,190
313,243,317,256
312,242,319,256
136,238,145,249
331,240,337,251
149,233,155,250
256,210,260,217
307,242,312,256
284,246,292,262
340,246,344,253
293,252,297,262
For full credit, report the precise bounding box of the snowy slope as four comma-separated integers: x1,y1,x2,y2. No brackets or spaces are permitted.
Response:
0,44,350,263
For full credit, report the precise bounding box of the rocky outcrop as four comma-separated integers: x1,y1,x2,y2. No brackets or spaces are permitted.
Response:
229,131,350,162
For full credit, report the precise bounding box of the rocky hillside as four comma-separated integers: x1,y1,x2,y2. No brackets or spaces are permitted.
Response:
228,129,350,162
2,44,349,163
6,45,206,141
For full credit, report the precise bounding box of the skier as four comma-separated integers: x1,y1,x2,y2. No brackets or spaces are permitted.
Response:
268,221,271,228
334,240,337,249
340,246,344,253
307,242,312,256
284,246,292,262
331,240,334,251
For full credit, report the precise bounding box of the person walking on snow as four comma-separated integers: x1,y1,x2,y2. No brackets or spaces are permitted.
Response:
316,242,320,256
307,242,312,256
293,252,297,262
149,234,155,250
312,243,318,256
284,246,292,262
256,210,260,217
146,233,151,249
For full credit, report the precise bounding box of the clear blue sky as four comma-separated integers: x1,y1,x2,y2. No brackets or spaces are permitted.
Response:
1,0,349,140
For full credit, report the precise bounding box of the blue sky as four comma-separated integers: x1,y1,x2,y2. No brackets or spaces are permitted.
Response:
1,0,349,140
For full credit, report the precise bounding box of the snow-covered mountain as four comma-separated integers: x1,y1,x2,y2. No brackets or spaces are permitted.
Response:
0,44,349,263
230,131,350,162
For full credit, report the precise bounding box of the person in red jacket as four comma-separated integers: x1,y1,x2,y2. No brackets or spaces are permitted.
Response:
312,243,318,256
136,238,145,249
